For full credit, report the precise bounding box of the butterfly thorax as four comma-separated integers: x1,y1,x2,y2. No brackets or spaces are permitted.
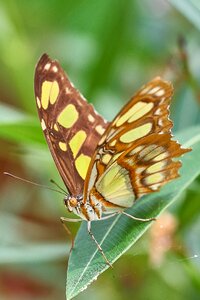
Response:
64,195,102,221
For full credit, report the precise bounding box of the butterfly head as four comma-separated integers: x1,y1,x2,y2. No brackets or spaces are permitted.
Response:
64,194,102,221
64,194,83,213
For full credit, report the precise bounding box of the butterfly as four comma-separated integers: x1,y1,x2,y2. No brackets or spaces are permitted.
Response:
34,54,191,266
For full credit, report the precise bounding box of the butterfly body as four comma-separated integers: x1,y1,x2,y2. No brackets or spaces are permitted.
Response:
64,194,103,221
34,54,191,265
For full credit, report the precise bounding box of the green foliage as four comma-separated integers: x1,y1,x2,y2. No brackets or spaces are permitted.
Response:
0,104,44,145
1,1,200,300
169,0,200,31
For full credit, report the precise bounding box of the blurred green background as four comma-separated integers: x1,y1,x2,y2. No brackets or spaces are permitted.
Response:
1,0,200,299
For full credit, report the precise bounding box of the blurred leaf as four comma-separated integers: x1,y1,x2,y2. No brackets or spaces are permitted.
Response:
1,1,200,299
169,0,200,31
0,243,69,264
184,217,200,272
172,86,200,132
177,179,200,229
66,126,200,299
0,103,44,145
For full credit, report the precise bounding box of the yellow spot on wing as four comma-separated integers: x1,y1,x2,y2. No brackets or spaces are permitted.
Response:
44,63,51,70
140,145,163,161
75,154,91,179
49,81,59,104
147,161,166,173
145,173,163,185
41,80,59,109
59,142,67,151
66,87,71,94
57,104,78,128
148,86,160,94
154,152,168,161
155,89,165,96
41,119,46,130
120,123,152,143
54,124,59,131
88,114,95,122
155,108,161,115
69,130,87,158
102,153,112,165
109,152,122,165
52,65,58,72
36,97,41,109
128,102,153,123
116,101,153,127
129,146,144,156
109,140,116,147
41,81,52,109
95,125,105,135
139,84,153,95
98,135,106,146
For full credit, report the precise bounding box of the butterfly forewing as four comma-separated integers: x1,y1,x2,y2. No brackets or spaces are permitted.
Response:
84,78,191,209
34,54,109,196
99,77,173,148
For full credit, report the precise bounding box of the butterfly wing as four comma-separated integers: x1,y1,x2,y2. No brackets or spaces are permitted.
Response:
84,78,191,211
34,54,108,196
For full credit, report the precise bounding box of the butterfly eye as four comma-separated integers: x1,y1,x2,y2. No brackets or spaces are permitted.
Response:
77,194,83,201
64,197,69,207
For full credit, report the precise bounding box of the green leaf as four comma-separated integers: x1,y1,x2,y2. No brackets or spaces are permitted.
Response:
169,0,200,31
0,104,44,145
66,127,200,300
0,243,69,264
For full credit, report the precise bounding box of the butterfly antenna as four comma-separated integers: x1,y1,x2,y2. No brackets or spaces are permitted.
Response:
3,172,67,196
50,179,67,194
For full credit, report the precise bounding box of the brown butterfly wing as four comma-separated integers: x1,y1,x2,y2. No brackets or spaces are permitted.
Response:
34,54,109,196
84,78,191,209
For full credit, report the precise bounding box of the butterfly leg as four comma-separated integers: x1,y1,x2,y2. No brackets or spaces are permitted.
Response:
60,217,82,251
87,221,113,268
100,212,118,221
122,211,156,222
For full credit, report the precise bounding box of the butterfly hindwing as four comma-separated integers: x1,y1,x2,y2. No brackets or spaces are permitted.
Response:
34,54,109,196
85,78,191,210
